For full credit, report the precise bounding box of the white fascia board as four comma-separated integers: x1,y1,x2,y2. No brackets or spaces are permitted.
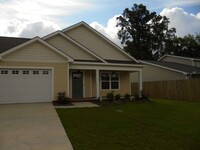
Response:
70,63,142,72
72,61,145,68
140,60,187,74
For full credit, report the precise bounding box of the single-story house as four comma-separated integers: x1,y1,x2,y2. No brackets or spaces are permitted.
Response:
0,21,144,104
158,54,200,68
131,55,200,83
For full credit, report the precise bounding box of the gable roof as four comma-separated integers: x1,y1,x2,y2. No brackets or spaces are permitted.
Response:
62,21,139,63
43,31,106,63
0,36,30,54
159,54,200,61
140,60,200,75
0,37,74,62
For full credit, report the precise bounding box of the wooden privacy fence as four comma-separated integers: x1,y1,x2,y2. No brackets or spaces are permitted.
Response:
131,78,200,102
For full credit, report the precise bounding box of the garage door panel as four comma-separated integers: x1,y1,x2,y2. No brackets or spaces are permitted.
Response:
0,69,52,104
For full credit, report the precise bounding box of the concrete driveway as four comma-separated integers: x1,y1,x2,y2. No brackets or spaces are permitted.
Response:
0,103,73,150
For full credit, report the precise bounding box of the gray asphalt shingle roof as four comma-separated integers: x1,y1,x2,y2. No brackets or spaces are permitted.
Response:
0,36,30,54
143,60,200,74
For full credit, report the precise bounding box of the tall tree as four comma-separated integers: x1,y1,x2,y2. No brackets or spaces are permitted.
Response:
116,3,176,60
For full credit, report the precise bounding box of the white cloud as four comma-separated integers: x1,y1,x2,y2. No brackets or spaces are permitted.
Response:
0,0,93,38
160,7,200,37
90,15,122,47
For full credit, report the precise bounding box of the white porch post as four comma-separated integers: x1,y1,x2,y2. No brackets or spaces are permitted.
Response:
96,69,100,99
139,70,143,97
67,63,70,97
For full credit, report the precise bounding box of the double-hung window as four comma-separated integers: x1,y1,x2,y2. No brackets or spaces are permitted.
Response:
101,72,119,90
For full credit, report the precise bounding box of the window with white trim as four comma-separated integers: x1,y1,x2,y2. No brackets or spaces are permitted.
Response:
1,70,8,74
101,72,119,90
33,70,39,74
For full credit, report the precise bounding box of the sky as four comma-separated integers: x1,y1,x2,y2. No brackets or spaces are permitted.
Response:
0,0,200,46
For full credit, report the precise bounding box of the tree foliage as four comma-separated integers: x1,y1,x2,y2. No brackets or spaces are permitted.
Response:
117,3,176,60
166,34,200,58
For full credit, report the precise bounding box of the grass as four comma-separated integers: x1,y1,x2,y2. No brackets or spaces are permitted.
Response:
56,99,200,150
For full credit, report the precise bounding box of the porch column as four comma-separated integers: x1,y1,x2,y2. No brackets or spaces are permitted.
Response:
139,70,143,97
96,69,100,99
67,63,70,97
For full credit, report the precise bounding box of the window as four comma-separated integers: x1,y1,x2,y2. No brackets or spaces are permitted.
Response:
101,72,119,90
43,71,49,75
23,70,29,74
12,70,19,74
1,70,8,74
33,70,39,74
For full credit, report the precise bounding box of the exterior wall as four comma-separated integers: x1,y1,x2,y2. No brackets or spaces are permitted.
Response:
64,25,132,61
99,71,130,96
2,41,67,63
194,60,200,67
0,61,68,100
84,70,93,97
161,56,192,66
46,34,98,61
130,64,186,82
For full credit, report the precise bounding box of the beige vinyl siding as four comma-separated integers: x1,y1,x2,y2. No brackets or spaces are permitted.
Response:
2,41,67,63
161,56,192,66
64,25,132,61
0,61,68,100
46,34,98,61
84,70,92,97
194,60,200,67
99,71,131,96
131,64,186,82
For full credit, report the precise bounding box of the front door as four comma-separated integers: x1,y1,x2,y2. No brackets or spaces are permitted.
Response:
72,71,83,98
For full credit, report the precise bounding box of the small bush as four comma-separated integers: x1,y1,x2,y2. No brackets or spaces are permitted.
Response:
134,93,140,100
134,91,150,101
57,92,69,104
124,93,130,101
106,91,115,101
115,94,121,101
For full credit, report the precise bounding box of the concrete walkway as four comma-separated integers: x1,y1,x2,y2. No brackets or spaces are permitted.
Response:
0,103,73,150
54,102,100,108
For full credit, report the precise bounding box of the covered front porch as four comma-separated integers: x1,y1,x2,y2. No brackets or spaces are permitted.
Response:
67,62,143,99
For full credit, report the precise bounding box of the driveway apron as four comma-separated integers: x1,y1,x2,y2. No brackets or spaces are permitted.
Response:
0,103,73,150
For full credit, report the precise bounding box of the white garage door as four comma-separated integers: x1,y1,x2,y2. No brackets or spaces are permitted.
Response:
0,68,52,104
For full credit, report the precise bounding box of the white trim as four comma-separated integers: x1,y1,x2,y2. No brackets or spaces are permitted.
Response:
69,70,72,98
67,63,70,97
43,31,106,63
96,69,100,99
0,37,74,62
70,63,143,72
158,54,200,61
83,71,85,98
139,60,187,75
90,70,93,97
0,66,54,101
62,21,139,63
72,61,145,67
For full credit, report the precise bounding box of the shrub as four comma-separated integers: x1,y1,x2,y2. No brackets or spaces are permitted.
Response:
115,94,121,101
57,92,69,104
141,91,150,101
106,91,115,101
124,93,130,101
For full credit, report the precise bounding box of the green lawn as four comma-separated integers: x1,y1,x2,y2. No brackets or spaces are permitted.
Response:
56,99,200,150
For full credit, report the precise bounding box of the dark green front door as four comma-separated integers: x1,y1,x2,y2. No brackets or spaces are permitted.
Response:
72,72,83,98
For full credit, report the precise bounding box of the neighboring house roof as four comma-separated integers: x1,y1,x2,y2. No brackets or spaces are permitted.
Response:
158,54,200,61
0,36,30,54
140,60,200,75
